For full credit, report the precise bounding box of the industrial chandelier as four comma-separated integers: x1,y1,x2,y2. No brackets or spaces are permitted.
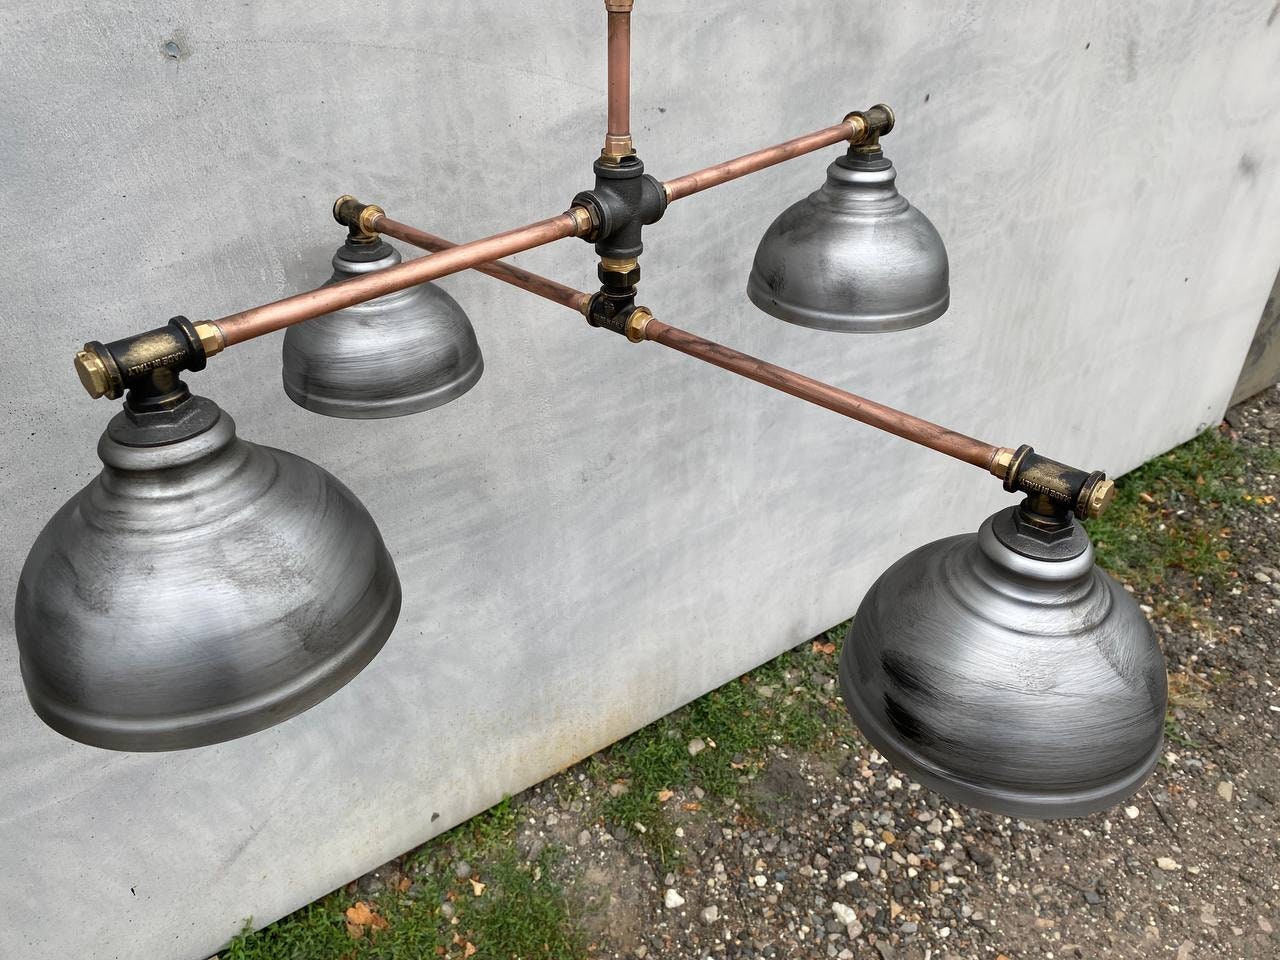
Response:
15,1,1167,820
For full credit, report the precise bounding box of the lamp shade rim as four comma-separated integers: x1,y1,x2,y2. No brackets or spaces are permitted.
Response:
746,276,949,334
838,658,1163,818
19,558,402,752
283,350,484,419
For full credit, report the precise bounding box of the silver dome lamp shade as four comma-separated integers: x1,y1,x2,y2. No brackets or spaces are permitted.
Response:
14,378,401,751
839,503,1167,819
747,139,949,333
282,237,484,418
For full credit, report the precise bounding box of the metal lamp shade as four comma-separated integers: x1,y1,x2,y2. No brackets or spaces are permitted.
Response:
839,506,1167,818
14,396,401,751
747,150,949,332
283,241,483,418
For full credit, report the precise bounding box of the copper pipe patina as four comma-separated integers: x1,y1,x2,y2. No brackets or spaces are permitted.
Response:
360,220,998,471
603,0,634,160
213,213,589,346
643,318,1001,471
661,120,864,203
373,214,591,313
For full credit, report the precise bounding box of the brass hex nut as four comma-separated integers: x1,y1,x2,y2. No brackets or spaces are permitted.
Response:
989,447,1016,480
598,257,641,289
1086,478,1116,519
193,321,225,358
625,306,654,343
74,348,111,399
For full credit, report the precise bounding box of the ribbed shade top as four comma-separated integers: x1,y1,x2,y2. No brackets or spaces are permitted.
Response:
748,150,950,333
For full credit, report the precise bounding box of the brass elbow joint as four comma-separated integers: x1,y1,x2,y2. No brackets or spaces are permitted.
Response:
333,195,386,244
844,103,895,153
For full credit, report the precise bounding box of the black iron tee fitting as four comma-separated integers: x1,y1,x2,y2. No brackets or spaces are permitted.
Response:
572,155,667,260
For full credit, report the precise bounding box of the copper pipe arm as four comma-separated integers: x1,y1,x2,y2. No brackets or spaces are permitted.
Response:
603,0,634,161
212,210,592,346
661,107,891,203
372,214,591,314
642,318,1000,469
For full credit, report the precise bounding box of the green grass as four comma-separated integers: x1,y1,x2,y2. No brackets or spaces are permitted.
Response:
223,420,1274,955
221,798,583,960
1085,423,1277,600
1085,421,1278,753
593,626,849,862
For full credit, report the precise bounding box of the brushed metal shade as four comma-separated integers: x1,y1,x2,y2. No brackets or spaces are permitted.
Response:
839,506,1167,818
747,149,949,332
282,240,484,418
14,396,402,751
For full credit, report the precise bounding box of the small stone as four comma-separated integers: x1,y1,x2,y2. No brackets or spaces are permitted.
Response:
612,825,629,841
634,947,648,959
1255,570,1273,583
609,782,630,798
687,738,706,757
577,830,591,846
693,786,706,800
863,855,882,877
757,685,775,699
440,902,455,919
1124,805,1140,819
1260,917,1274,934
1217,781,1234,801
832,901,858,927
701,905,719,924
1176,941,1193,960
1156,857,1181,872
664,888,685,909
926,818,944,835
453,860,471,880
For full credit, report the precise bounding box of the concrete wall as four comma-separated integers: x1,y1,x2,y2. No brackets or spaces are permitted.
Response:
2,1,1278,956
1233,266,1280,403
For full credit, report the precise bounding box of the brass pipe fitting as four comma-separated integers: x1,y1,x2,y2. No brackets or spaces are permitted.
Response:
569,205,598,239
601,134,637,164
625,306,654,343
844,103,895,154
74,348,112,399
989,447,1016,481
194,321,225,358
1085,478,1116,518
333,195,385,243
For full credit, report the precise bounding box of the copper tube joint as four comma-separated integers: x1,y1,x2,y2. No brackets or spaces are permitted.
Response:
625,306,653,343
989,447,1016,480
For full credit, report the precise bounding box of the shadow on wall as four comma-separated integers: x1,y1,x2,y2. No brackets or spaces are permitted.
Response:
1233,265,1280,404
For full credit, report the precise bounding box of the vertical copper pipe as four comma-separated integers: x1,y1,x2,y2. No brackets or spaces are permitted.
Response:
644,319,1000,471
372,214,591,313
604,0,633,156
213,213,586,346
662,120,861,202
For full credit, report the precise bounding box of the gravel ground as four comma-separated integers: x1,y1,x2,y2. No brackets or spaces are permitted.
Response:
275,385,1280,960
